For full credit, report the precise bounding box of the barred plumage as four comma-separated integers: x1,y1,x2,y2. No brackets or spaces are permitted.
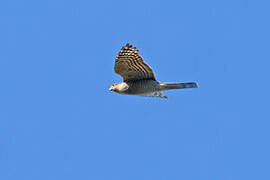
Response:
114,43,155,81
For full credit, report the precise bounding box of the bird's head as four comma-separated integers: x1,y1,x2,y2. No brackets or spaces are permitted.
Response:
109,82,129,93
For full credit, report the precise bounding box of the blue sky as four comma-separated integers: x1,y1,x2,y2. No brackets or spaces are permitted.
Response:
1,0,270,179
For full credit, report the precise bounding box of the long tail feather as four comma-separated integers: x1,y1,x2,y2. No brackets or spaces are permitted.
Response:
159,82,198,91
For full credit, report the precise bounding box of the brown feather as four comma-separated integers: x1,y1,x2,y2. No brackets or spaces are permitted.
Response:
114,43,156,81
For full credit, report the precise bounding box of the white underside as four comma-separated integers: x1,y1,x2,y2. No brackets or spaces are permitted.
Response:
136,91,167,98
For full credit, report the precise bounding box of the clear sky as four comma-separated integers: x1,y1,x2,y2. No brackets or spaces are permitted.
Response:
1,0,269,179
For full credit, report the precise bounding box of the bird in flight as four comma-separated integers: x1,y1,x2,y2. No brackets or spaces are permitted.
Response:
109,43,198,98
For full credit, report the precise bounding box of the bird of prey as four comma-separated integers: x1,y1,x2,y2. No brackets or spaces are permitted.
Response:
109,43,198,98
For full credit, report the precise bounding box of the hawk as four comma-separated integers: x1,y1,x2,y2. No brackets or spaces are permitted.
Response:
109,43,198,98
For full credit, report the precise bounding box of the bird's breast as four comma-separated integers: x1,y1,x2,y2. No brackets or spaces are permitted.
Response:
123,79,160,95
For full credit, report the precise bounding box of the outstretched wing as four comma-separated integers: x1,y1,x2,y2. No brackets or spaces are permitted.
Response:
114,43,156,82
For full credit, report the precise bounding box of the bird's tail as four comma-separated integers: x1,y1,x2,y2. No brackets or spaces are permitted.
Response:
159,82,198,91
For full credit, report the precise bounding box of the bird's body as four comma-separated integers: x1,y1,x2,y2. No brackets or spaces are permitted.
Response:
120,80,160,95
109,43,198,98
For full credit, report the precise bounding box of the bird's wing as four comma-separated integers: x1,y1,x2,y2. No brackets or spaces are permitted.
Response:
114,43,156,82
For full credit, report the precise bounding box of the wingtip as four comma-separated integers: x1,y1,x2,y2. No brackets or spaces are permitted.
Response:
123,42,131,49
122,42,138,51
125,42,132,47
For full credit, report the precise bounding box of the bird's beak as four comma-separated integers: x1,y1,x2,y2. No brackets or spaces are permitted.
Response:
109,87,113,91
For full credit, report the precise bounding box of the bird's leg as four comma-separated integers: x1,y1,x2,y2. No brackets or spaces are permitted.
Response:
157,92,168,98
152,91,168,98
159,95,168,98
